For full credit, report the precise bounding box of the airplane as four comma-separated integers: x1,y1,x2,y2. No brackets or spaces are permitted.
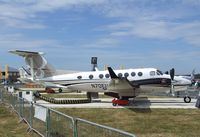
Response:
9,50,192,104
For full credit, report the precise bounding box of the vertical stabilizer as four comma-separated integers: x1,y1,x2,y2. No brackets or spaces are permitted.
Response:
9,50,56,79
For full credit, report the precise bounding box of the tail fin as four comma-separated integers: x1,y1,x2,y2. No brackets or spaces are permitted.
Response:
9,50,56,79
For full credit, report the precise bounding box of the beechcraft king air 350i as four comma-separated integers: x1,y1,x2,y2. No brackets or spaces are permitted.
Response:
10,50,192,103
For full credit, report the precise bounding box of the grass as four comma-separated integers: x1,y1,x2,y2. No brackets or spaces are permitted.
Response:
0,104,39,137
57,108,200,137
2,86,199,137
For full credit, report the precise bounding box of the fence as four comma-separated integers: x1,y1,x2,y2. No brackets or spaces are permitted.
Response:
0,87,136,137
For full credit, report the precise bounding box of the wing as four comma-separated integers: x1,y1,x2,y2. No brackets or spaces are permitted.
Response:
107,67,136,92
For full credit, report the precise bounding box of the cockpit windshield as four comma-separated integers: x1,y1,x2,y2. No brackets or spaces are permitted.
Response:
156,70,163,75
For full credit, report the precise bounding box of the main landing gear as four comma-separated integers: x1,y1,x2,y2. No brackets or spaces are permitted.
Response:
58,88,63,93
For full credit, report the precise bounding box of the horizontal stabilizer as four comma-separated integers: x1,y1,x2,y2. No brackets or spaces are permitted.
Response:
9,50,44,57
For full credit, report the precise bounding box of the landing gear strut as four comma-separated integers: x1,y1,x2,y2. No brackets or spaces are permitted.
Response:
58,88,63,93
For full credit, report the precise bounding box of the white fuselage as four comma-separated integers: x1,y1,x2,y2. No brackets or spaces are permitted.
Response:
10,50,191,98
38,68,191,97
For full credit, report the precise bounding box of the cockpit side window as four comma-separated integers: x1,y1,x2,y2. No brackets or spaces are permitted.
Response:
156,70,163,75
150,71,155,76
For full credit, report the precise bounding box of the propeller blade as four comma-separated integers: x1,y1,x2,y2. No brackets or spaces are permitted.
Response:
169,68,175,96
165,71,169,74
170,68,175,80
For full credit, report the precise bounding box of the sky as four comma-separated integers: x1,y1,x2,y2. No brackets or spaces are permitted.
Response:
0,0,200,74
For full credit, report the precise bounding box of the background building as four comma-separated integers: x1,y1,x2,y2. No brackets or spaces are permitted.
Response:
0,66,20,83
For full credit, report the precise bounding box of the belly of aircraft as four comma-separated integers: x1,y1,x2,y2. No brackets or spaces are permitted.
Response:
137,85,170,96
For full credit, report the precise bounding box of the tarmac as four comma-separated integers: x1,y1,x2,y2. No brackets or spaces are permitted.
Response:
36,97,198,109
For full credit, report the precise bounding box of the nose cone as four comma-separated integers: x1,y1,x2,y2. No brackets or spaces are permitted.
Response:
185,79,192,85
180,78,191,85
173,76,191,86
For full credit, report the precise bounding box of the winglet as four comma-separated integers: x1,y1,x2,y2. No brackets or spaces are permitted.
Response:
107,67,118,79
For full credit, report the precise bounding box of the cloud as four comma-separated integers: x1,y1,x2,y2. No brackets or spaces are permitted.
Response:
0,33,61,50
0,3,41,29
32,0,106,12
0,0,106,29
82,37,121,48
125,21,200,43
0,17,45,29
1,0,200,48
94,1,200,46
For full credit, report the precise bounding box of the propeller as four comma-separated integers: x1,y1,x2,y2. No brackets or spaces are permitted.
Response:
191,69,196,85
169,68,175,96
170,68,175,81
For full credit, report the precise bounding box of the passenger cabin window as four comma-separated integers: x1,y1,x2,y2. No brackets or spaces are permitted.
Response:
105,74,110,78
118,73,123,78
124,72,129,78
131,72,136,77
99,74,104,79
150,71,155,76
89,75,93,79
138,72,143,76
77,76,82,79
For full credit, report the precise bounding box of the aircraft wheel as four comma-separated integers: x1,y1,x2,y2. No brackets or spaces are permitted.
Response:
59,88,62,93
184,96,191,103
112,103,117,106
34,91,41,98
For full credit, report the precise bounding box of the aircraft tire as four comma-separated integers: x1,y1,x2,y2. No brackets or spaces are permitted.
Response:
184,96,191,103
59,88,62,93
34,91,41,98
112,103,117,106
